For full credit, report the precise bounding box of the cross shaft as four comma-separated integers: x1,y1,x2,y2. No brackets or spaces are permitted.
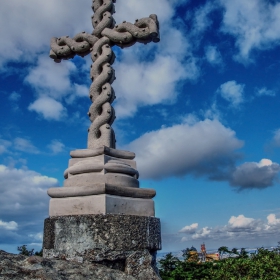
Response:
50,0,160,149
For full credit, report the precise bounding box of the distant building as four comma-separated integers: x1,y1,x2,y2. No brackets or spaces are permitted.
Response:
188,243,219,262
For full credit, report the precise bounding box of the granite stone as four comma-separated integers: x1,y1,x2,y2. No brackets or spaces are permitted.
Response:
0,250,136,280
43,214,161,279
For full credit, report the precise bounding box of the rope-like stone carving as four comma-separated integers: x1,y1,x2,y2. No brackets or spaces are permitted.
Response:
49,0,160,149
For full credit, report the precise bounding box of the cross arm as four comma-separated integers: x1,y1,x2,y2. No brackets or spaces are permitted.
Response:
49,14,160,62
102,14,160,48
49,32,99,62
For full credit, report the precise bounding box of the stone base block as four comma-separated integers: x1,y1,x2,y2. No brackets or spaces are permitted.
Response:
49,194,155,217
43,214,161,279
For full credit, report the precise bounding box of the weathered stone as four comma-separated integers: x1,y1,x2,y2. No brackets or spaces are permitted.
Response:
70,147,136,159
48,184,156,199
43,214,161,279
49,195,155,216
63,172,139,189
0,250,137,280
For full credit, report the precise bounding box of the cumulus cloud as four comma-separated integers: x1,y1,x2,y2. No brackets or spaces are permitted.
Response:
47,140,65,154
114,55,193,118
0,165,58,247
125,118,280,189
125,119,243,180
0,0,92,68
24,55,91,119
14,137,39,154
0,220,18,231
230,159,280,190
217,80,244,107
28,97,67,121
205,45,223,66
228,215,260,231
219,0,280,62
180,213,280,242
25,56,77,99
179,223,199,234
267,214,280,226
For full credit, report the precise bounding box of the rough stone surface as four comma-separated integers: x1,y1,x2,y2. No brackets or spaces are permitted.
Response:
43,214,161,279
0,250,137,280
49,195,155,216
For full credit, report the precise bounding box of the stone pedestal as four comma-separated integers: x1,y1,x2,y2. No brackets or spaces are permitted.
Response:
44,147,162,279
43,214,161,279
47,146,156,217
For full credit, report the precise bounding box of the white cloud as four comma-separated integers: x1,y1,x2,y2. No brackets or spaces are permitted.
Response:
205,45,223,66
256,87,276,97
125,119,243,179
267,214,280,226
219,0,280,62
191,1,217,35
217,80,244,107
0,138,11,154
28,232,43,241
0,0,92,68
14,137,39,154
47,140,65,154
0,165,58,212
230,159,280,190
8,91,21,101
28,97,67,121
25,56,77,99
228,215,257,231
74,84,89,98
180,213,280,242
272,129,280,147
0,164,58,247
179,223,199,234
0,220,18,231
114,55,193,118
114,0,174,24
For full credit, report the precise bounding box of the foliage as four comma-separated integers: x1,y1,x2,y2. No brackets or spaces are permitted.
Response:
159,244,280,280
17,245,43,257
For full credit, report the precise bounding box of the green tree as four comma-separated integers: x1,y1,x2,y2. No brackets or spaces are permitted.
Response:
218,246,229,259
17,245,34,256
17,245,43,257
159,253,180,279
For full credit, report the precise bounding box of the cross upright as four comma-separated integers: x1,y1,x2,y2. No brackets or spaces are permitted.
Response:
50,0,160,149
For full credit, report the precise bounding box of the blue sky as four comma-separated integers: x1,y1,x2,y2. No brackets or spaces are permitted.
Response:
1,0,280,254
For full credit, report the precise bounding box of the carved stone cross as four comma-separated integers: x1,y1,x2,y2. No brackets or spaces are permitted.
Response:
50,0,160,149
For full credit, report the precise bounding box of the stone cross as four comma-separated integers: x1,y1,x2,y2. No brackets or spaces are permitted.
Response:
50,0,160,149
